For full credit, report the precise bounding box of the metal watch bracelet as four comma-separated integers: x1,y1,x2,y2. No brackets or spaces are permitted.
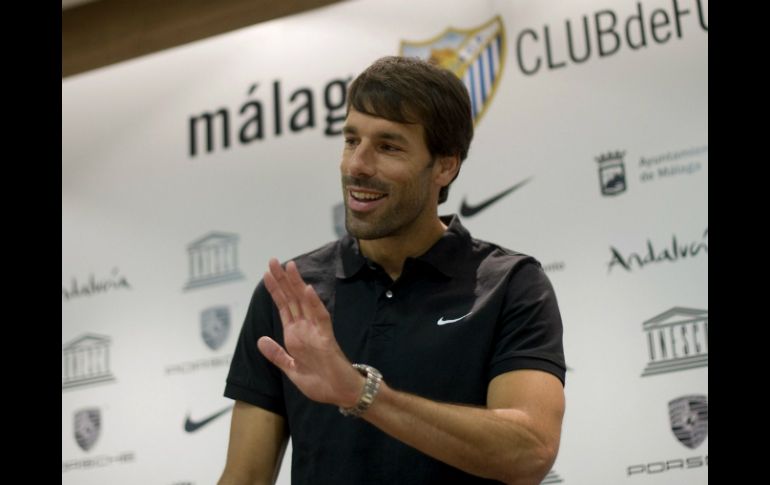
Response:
339,364,383,418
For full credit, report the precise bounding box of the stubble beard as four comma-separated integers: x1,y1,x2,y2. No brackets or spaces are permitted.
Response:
343,168,433,241
345,204,418,240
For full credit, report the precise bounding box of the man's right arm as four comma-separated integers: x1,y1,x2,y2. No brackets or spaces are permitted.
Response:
218,400,289,485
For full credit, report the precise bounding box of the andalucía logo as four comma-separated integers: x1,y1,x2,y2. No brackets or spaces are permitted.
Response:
596,151,627,196
608,228,708,272
62,268,131,301
400,16,506,125
669,395,708,449
183,232,245,291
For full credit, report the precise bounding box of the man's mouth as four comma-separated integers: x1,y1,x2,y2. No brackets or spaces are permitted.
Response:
347,188,388,212
350,190,387,202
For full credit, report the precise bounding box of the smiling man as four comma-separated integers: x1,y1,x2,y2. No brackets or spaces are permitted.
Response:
219,56,566,485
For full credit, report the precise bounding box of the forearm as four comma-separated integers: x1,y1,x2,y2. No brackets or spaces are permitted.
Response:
361,383,556,485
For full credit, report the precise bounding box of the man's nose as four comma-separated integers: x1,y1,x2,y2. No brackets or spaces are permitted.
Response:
346,142,376,177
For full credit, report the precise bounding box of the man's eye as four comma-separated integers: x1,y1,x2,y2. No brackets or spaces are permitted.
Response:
381,144,399,152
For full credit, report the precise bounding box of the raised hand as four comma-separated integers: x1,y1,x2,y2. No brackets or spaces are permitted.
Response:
257,258,364,408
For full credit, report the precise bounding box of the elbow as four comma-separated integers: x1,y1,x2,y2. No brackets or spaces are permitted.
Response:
498,441,559,485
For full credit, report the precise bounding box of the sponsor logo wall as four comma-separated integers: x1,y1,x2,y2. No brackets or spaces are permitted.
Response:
62,0,707,483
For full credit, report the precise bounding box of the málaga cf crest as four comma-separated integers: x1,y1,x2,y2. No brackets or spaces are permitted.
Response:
400,16,506,125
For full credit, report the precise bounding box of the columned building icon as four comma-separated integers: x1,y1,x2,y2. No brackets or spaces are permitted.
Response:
641,307,708,377
62,334,116,390
184,232,245,291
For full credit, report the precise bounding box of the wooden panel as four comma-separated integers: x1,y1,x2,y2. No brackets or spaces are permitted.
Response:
63,0,345,78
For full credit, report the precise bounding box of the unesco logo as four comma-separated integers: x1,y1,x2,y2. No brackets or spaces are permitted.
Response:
62,334,116,391
641,307,708,377
183,232,245,291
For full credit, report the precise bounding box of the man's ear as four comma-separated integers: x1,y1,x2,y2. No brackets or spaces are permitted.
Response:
434,155,461,187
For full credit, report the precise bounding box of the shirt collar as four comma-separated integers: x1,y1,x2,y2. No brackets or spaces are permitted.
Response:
336,233,367,279
335,214,470,279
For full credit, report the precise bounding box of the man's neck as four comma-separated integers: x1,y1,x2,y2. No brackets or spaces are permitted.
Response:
358,217,448,282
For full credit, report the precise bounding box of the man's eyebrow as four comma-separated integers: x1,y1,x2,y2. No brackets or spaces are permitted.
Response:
342,125,409,145
377,132,409,144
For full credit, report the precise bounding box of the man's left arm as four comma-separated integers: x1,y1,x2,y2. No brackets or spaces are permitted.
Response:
256,258,565,485
362,368,564,485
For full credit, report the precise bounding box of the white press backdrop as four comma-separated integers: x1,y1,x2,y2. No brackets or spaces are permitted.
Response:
62,0,708,484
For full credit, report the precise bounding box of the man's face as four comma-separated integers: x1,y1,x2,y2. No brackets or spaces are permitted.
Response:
340,108,438,240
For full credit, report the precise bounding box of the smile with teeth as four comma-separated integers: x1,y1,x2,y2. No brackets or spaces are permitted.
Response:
350,190,387,201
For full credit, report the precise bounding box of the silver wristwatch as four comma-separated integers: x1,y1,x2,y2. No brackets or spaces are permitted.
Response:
339,364,383,418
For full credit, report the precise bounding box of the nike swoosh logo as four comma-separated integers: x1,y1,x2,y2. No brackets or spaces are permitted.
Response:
437,312,472,326
184,405,233,433
459,178,533,217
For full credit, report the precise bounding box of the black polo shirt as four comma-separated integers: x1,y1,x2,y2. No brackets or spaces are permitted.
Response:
225,214,566,485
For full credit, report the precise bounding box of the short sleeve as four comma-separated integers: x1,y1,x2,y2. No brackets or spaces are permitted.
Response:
224,280,287,417
488,260,566,386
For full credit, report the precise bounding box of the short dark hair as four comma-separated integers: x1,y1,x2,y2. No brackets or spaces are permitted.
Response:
346,56,474,204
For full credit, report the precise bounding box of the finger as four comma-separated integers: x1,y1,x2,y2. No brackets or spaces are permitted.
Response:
285,261,310,296
283,261,309,319
286,261,315,322
263,270,287,307
268,259,303,320
263,270,295,324
300,284,332,331
257,336,295,374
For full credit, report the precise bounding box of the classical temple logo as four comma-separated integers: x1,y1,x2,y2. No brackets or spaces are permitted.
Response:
62,334,116,391
183,232,245,291
641,307,708,377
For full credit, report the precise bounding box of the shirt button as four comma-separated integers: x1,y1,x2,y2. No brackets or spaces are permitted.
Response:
385,290,393,299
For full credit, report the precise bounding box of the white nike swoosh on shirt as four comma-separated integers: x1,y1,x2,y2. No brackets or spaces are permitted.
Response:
437,312,473,326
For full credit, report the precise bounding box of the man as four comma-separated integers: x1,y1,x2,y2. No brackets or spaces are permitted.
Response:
219,56,566,485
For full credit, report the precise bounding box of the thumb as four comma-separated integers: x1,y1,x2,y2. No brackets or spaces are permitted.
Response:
257,336,295,373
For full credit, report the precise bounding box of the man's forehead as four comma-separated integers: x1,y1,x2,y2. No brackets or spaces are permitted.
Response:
343,109,423,139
